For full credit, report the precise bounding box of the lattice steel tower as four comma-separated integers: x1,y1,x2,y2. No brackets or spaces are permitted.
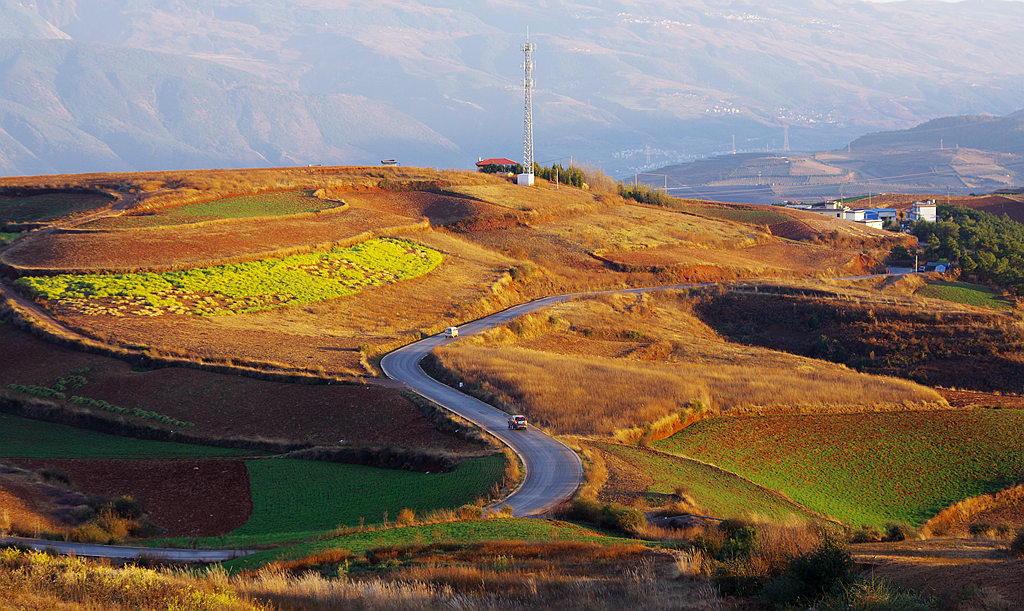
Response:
517,34,536,186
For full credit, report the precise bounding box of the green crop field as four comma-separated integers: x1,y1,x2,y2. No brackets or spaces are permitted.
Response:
0,414,252,459
917,281,1014,311
89,190,345,228
654,410,1024,528
224,517,641,572
595,444,818,523
155,454,507,548
16,237,443,316
0,191,112,224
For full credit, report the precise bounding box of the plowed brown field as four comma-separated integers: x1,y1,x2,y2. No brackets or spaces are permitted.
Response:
9,458,252,537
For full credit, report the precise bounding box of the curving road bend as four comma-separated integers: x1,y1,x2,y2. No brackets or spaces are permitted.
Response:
381,295,584,517
380,272,904,517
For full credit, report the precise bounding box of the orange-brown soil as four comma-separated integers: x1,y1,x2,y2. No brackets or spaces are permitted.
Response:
9,458,252,537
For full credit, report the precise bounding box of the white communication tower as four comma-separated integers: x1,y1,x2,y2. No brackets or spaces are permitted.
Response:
517,34,536,187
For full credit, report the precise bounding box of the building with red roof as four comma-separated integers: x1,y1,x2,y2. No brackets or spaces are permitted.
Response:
476,157,518,172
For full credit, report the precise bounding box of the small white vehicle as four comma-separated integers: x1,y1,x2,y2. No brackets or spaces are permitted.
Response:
508,415,528,430
443,326,459,338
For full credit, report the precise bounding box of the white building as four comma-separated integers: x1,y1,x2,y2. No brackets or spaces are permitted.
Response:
908,200,937,223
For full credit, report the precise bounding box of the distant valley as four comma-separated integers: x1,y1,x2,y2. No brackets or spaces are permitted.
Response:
643,110,1024,204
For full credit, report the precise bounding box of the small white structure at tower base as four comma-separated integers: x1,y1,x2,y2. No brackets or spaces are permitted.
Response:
517,172,535,186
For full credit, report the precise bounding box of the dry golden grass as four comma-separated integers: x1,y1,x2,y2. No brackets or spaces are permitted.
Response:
850,538,1024,607
0,484,62,538
0,549,265,610
434,292,943,435
441,176,612,221
922,484,1024,538
0,542,725,611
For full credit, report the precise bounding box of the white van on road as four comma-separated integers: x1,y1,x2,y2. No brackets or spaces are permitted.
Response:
443,326,459,338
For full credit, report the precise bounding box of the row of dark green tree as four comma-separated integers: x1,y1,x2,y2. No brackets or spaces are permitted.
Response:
912,203,1024,292
477,162,588,188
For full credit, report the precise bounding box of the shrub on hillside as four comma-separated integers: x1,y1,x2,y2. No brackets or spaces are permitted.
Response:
969,522,994,538
568,496,646,535
848,525,883,543
815,576,934,611
1010,530,1024,557
883,522,916,542
760,536,855,607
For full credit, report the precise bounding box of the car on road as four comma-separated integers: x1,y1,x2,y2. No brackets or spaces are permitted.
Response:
508,415,528,430
443,326,459,338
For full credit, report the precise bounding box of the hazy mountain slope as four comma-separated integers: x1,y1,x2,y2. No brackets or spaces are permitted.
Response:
4,0,1024,175
646,109,1024,204
851,112,1024,156
0,39,455,175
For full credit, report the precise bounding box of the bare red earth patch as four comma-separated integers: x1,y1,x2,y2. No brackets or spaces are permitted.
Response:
9,458,252,538
768,219,817,241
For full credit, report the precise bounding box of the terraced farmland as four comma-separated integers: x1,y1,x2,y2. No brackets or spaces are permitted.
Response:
0,190,113,225
655,410,1024,527
16,237,442,316
153,455,507,547
85,190,344,229
594,443,819,523
0,414,250,459
916,280,1014,311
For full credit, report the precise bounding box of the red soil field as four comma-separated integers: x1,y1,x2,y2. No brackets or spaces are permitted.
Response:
341,190,509,226
767,219,817,241
10,458,252,537
0,324,479,453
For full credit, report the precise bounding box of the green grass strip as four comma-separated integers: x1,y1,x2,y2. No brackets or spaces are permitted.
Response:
0,414,252,459
16,237,442,316
917,281,1013,311
655,410,1024,528
151,455,506,548
595,443,818,523
94,191,345,228
223,517,642,572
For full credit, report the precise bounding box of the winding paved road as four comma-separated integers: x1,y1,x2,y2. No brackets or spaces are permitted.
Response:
379,272,904,517
381,295,585,517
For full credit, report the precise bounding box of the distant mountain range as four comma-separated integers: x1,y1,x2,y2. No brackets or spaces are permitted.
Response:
643,110,1024,204
3,0,1024,176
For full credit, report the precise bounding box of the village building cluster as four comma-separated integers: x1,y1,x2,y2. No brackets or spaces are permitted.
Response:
786,199,937,229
